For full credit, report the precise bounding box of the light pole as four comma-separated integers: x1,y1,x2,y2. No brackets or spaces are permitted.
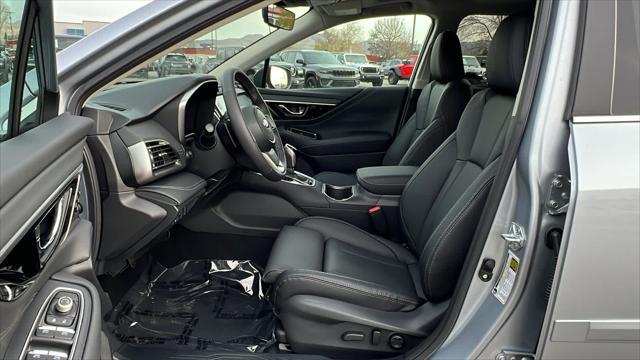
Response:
409,14,416,56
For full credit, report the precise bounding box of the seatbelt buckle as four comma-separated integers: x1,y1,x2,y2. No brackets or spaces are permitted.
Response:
368,205,389,236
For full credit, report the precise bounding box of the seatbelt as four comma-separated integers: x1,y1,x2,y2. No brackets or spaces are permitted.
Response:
368,205,389,236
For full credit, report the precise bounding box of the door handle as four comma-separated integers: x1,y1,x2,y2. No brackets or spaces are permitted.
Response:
36,195,68,251
278,104,308,117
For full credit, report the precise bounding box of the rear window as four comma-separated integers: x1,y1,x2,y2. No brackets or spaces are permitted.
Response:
165,55,187,62
463,56,480,66
304,51,341,65
345,54,368,64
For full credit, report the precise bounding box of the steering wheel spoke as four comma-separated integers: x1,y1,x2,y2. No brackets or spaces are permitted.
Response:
262,148,286,174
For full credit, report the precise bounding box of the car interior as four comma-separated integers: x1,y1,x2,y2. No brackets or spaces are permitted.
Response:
0,0,541,359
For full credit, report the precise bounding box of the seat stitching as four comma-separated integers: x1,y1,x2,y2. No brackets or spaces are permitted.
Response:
274,273,418,308
336,245,408,267
400,134,457,249
424,177,494,297
296,217,404,261
399,120,443,166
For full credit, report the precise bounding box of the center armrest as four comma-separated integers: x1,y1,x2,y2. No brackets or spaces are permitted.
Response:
356,166,417,195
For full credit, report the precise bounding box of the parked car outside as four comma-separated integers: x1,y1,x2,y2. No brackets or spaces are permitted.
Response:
281,49,360,88
387,54,418,85
335,52,383,86
158,53,194,77
382,59,402,73
463,55,485,77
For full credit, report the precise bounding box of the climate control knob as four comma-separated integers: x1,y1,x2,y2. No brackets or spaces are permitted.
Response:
55,296,74,314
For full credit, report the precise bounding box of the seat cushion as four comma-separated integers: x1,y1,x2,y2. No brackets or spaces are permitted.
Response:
265,217,423,311
313,171,357,186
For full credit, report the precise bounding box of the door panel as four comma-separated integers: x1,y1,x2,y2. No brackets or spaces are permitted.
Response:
260,86,408,173
0,1,103,358
0,114,92,338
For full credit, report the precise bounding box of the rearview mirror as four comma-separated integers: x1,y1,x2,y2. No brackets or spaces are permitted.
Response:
262,5,295,31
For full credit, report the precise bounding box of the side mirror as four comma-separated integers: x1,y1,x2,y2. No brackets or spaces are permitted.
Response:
267,65,292,89
295,59,305,66
262,5,295,31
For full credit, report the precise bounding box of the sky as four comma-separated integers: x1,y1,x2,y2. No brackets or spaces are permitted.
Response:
50,1,431,44
53,0,152,23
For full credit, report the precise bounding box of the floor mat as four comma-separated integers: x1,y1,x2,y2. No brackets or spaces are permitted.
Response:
107,259,276,354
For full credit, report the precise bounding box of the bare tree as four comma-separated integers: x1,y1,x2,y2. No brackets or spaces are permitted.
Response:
457,15,505,42
368,18,411,61
315,23,363,53
0,2,12,44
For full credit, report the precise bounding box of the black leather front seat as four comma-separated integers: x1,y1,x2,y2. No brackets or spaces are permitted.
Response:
265,16,532,355
314,31,472,186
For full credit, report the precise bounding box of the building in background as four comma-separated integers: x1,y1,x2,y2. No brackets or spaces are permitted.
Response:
54,20,108,50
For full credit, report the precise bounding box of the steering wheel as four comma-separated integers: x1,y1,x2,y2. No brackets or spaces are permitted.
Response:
221,67,287,181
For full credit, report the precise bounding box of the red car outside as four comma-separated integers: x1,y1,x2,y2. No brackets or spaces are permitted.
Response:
387,54,418,85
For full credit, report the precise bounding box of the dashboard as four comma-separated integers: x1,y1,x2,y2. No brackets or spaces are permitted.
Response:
85,75,242,187
82,75,243,263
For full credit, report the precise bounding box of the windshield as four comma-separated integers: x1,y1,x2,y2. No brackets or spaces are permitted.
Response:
304,51,341,65
344,54,368,64
463,56,481,66
98,5,308,85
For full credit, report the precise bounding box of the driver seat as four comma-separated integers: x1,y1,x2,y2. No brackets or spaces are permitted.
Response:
264,16,532,356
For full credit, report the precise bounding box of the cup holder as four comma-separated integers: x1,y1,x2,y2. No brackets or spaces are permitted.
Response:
323,184,355,201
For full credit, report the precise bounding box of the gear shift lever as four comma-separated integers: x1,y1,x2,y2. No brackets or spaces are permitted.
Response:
284,143,297,175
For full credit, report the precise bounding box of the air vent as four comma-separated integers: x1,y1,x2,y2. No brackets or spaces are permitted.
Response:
145,140,180,172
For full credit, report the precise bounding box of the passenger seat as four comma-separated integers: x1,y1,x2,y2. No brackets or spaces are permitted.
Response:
314,31,472,186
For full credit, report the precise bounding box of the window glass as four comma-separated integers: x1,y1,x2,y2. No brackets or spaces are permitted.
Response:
0,0,27,141
54,3,308,85
53,1,152,52
18,38,40,134
457,15,505,89
268,14,433,89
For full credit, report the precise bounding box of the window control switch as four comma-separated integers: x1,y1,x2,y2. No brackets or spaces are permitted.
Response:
35,325,56,338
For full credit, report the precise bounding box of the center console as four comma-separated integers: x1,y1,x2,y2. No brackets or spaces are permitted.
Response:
239,159,417,240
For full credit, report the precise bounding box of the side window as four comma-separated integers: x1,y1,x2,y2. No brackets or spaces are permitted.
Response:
264,14,433,89
0,0,41,142
19,38,42,134
294,52,303,64
456,15,505,91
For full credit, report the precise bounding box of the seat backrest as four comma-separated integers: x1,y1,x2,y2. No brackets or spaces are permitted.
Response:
383,31,471,167
400,16,533,302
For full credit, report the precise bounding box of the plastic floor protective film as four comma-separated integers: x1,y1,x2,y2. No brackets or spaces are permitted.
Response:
108,259,276,353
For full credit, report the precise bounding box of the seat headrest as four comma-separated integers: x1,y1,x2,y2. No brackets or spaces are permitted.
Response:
486,15,533,95
429,31,464,83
